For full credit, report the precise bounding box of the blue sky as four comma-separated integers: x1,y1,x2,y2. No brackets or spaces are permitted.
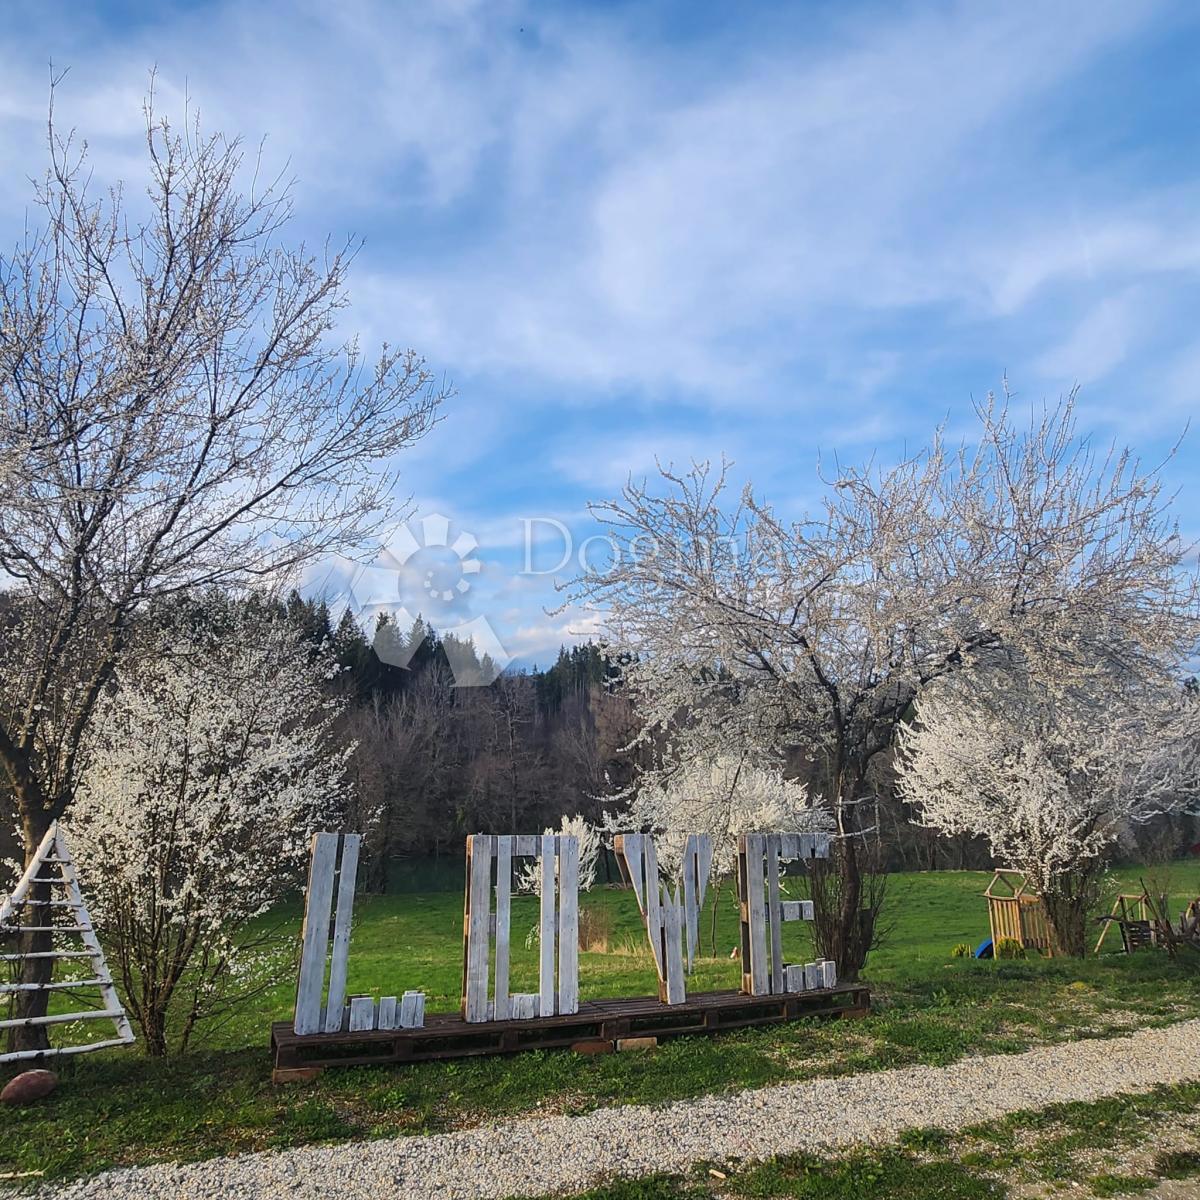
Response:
2,1,1199,667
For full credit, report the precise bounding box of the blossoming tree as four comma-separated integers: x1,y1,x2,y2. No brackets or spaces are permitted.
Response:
65,601,352,1054
565,393,1198,977
897,666,1200,955
0,89,445,1048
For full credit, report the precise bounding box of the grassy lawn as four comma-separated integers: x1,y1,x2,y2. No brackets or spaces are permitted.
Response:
2,861,1198,1185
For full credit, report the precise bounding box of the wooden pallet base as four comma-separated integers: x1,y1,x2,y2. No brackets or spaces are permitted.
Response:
270,984,870,1074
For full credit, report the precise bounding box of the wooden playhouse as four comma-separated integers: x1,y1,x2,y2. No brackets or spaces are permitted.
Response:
984,870,1057,955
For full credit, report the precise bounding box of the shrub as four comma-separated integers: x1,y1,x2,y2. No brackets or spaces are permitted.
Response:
578,905,614,952
951,943,974,958
994,937,1027,960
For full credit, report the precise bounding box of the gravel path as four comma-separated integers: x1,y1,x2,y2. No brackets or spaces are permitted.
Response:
35,1018,1200,1200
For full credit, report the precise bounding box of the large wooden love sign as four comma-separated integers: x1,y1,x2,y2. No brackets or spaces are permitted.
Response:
274,827,866,1077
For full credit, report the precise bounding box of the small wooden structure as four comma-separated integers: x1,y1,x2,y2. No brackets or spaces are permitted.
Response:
461,833,578,1022
613,833,712,1004
737,832,836,996
294,832,425,1036
272,984,870,1071
984,870,1057,956
0,824,135,1063
1093,892,1162,955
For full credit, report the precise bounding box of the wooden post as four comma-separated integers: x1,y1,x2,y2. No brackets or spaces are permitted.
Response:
295,833,339,1035
463,835,493,1022
324,834,361,1034
558,836,580,1015
539,834,556,1017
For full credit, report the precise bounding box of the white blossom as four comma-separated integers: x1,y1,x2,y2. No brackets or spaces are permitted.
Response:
896,667,1200,889
63,602,354,1053
516,813,601,894
605,754,833,879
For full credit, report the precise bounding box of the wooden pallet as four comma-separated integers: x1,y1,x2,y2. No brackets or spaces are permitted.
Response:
271,984,870,1073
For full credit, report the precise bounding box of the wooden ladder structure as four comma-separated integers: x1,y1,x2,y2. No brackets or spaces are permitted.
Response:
0,824,135,1063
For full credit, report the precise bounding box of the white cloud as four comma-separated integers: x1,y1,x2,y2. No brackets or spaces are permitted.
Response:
1034,290,1149,386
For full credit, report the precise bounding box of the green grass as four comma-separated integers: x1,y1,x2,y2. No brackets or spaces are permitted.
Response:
2,861,1199,1185
540,1080,1200,1200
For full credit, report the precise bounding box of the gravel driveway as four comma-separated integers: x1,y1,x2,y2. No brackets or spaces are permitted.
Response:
33,1018,1200,1200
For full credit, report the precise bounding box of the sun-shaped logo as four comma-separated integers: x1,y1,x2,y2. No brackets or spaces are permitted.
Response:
317,512,510,687
381,512,482,602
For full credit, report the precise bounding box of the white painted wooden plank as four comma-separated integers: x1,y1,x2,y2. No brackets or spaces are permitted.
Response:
663,887,686,1004
378,995,397,1030
538,834,556,1016
294,832,339,1035
557,836,580,1015
511,992,538,1020
619,834,646,909
682,836,699,973
697,836,714,904
643,836,664,977
493,836,513,1021
0,826,57,926
348,995,375,1031
821,960,838,989
399,991,415,1027
323,834,361,1033
745,833,769,996
53,829,135,1048
464,835,493,1023
765,835,784,995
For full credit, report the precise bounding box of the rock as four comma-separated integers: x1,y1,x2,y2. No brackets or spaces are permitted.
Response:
570,1039,614,1056
616,1036,658,1052
1,1068,58,1105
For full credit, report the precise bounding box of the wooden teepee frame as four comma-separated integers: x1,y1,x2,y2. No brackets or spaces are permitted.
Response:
0,823,135,1063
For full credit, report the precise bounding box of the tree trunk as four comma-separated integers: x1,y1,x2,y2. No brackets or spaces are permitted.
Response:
809,772,887,980
1040,866,1103,958
8,804,55,1054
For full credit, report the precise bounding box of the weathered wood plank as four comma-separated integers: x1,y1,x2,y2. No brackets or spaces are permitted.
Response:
294,833,339,1035
511,992,538,1020
539,833,556,1017
493,836,513,1021
557,836,580,1015
323,834,361,1034
682,836,699,973
697,836,714,902
663,887,686,1004
512,835,540,857
765,835,784,995
643,836,663,977
348,995,375,1032
399,990,425,1028
820,960,838,989
464,835,493,1023
784,964,805,992
619,834,646,909
377,995,397,1030
804,962,821,990
780,900,815,922
745,833,768,996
